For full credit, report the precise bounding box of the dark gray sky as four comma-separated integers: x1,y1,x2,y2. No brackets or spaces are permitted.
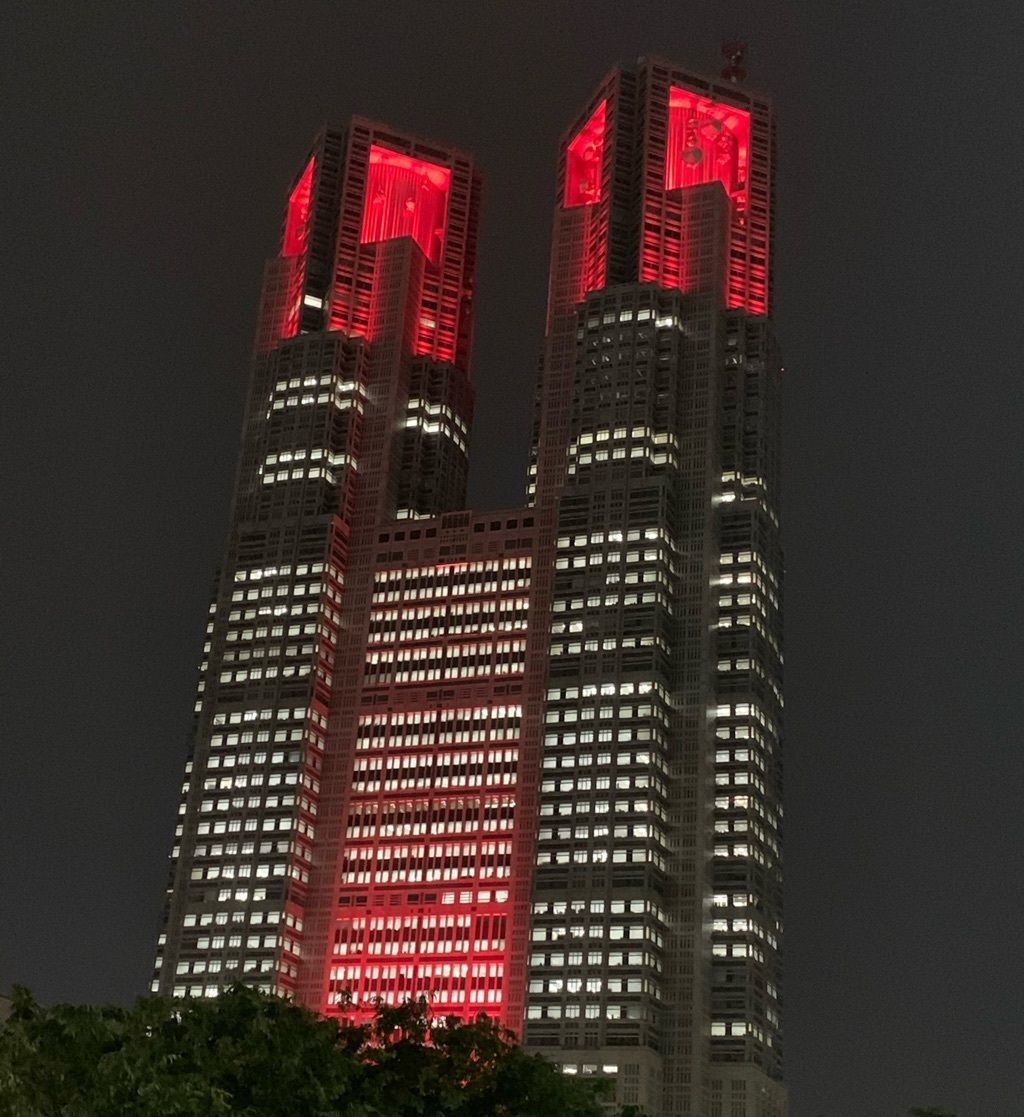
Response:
2,3,1023,1115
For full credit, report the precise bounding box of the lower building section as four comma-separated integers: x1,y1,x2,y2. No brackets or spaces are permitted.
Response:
297,510,540,1031
550,1049,665,1114
523,285,723,1116
709,1068,788,1117
155,302,786,1115
152,505,348,1000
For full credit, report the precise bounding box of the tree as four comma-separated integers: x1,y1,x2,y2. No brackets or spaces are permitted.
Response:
354,999,620,1117
0,986,627,1117
0,985,358,1116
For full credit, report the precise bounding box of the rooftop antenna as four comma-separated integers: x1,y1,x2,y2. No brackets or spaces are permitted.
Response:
721,40,747,83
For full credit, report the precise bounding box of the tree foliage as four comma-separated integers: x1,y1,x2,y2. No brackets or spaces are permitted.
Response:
0,985,628,1117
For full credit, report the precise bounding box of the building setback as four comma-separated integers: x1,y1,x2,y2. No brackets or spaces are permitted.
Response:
154,56,785,1117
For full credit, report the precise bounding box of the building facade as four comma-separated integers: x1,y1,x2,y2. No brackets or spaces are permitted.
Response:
154,56,785,1117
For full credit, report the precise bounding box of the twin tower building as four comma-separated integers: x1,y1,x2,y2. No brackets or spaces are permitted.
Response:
154,56,786,1117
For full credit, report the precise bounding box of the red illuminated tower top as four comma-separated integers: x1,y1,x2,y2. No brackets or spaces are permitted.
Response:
257,120,480,371
547,56,773,325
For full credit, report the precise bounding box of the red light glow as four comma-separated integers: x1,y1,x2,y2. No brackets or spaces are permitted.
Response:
665,88,749,205
329,126,476,368
654,87,766,314
360,146,451,266
283,157,315,256
564,100,607,207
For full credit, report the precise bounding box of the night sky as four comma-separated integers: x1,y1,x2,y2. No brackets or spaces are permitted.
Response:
3,3,1023,1115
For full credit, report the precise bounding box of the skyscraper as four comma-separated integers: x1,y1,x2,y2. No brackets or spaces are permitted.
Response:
523,59,783,1117
155,55,784,1117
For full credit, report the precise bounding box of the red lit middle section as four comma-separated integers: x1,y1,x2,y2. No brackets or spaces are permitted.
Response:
327,552,531,1027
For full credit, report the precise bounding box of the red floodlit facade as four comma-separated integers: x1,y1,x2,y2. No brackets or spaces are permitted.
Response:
545,59,772,324
655,86,765,313
564,100,607,208
640,71,770,314
545,88,616,325
322,521,536,1024
328,121,478,367
284,156,316,256
360,146,451,266
665,88,750,198
277,156,316,339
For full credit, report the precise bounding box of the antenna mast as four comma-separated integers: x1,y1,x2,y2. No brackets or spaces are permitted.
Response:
721,40,747,83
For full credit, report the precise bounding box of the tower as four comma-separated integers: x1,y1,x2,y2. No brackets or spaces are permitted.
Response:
154,119,487,1005
523,58,783,1117
154,55,786,1117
